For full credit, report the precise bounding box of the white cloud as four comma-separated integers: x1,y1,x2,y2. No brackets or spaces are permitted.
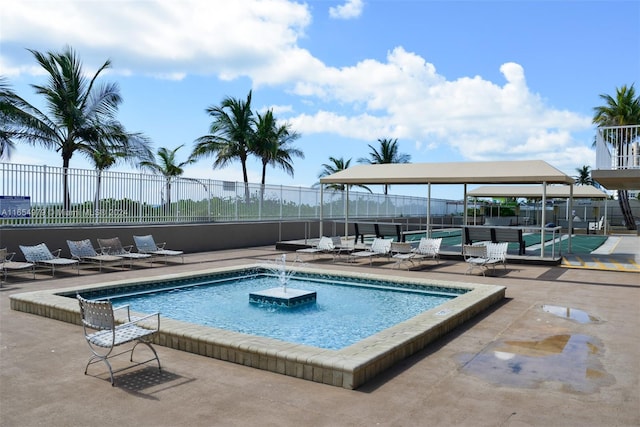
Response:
329,0,364,20
1,0,595,175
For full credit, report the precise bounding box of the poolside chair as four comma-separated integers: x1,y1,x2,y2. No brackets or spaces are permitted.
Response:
484,242,508,274
391,242,414,269
463,244,489,276
19,243,79,277
77,295,161,386
67,239,124,272
97,237,152,267
295,236,337,261
411,237,442,266
133,235,184,264
1,248,35,283
350,238,393,266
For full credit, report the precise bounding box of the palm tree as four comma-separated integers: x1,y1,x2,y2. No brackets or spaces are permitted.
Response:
574,165,593,186
192,91,254,201
88,137,153,219
252,109,304,186
316,157,371,193
0,46,150,210
0,77,20,159
593,84,640,230
139,145,194,215
358,138,411,195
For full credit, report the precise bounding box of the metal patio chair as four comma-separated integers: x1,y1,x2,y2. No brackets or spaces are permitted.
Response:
77,294,161,386
19,243,79,277
133,235,184,264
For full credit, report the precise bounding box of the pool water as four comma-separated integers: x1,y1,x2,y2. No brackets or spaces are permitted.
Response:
110,273,455,350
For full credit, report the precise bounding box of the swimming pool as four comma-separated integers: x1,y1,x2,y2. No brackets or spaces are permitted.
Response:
91,270,460,350
10,263,505,389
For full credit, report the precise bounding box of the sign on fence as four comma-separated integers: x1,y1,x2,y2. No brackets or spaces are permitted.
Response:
0,196,31,218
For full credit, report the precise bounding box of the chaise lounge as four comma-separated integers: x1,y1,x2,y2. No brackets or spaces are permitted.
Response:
19,243,79,277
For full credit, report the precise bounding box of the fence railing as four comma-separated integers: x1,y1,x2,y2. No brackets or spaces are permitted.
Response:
0,163,456,226
595,125,640,170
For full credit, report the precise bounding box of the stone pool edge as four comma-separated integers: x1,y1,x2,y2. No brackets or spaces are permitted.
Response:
9,263,506,389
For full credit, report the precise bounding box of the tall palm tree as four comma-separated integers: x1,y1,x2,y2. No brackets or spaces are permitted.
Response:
139,145,194,215
88,137,153,218
574,165,593,186
0,77,20,159
0,46,150,210
593,84,640,230
192,91,254,201
316,157,371,193
252,109,304,186
358,138,411,195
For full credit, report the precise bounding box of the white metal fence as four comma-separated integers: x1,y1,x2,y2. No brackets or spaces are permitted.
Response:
595,125,640,170
0,163,456,226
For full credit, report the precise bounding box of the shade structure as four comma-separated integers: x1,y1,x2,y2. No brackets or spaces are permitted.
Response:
319,160,574,186
468,185,608,199
319,160,579,257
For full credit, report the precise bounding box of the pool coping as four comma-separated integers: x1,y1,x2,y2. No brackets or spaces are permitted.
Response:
9,263,505,389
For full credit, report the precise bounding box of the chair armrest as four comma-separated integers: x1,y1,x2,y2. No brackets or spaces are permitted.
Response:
113,304,132,322
126,312,160,330
5,252,16,262
123,245,134,253
52,248,62,258
157,242,167,249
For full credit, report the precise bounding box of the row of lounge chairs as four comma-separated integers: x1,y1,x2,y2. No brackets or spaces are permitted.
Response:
295,236,443,269
1,235,183,281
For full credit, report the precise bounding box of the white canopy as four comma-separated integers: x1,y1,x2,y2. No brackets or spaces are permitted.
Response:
468,185,607,199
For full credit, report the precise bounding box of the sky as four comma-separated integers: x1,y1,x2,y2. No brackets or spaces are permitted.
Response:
1,0,639,200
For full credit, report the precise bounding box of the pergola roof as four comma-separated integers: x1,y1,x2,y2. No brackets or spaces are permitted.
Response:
319,160,574,185
468,185,608,199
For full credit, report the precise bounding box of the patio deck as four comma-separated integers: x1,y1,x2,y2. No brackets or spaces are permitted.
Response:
1,238,638,426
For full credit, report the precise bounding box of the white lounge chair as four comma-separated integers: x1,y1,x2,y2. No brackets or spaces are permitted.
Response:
463,244,489,276
351,238,393,266
19,243,79,277
133,235,184,264
295,236,339,261
392,237,442,270
97,237,153,267
463,242,507,276
1,248,35,283
67,239,124,271
77,295,161,386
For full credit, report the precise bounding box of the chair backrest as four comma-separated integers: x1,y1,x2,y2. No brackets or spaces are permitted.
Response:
391,242,412,254
77,295,115,331
20,243,54,262
317,236,335,251
486,242,508,260
418,238,441,255
67,239,98,258
371,238,392,254
0,248,7,262
134,235,158,252
463,244,487,259
330,236,343,247
97,237,125,255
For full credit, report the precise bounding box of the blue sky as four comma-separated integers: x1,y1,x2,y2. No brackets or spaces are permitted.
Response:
2,0,639,199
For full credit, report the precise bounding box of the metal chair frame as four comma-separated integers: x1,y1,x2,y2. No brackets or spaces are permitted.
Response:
77,295,161,386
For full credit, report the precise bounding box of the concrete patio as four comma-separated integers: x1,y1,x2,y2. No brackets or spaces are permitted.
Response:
1,240,638,426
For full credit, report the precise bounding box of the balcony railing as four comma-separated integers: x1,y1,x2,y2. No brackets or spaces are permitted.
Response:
595,125,640,170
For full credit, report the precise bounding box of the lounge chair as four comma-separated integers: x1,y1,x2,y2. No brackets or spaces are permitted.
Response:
350,238,393,266
1,248,35,283
391,242,414,269
295,236,338,261
19,243,79,277
463,244,489,276
484,242,508,274
67,239,124,272
463,242,507,276
77,295,161,386
393,237,442,270
133,235,184,264
97,237,152,267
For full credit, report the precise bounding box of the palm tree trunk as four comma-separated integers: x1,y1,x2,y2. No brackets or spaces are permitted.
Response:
618,190,636,230
62,158,71,211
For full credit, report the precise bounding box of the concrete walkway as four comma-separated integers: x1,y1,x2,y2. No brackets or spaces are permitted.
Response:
1,244,638,426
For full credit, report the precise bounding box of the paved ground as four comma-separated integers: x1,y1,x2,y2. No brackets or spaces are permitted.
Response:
1,238,639,427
